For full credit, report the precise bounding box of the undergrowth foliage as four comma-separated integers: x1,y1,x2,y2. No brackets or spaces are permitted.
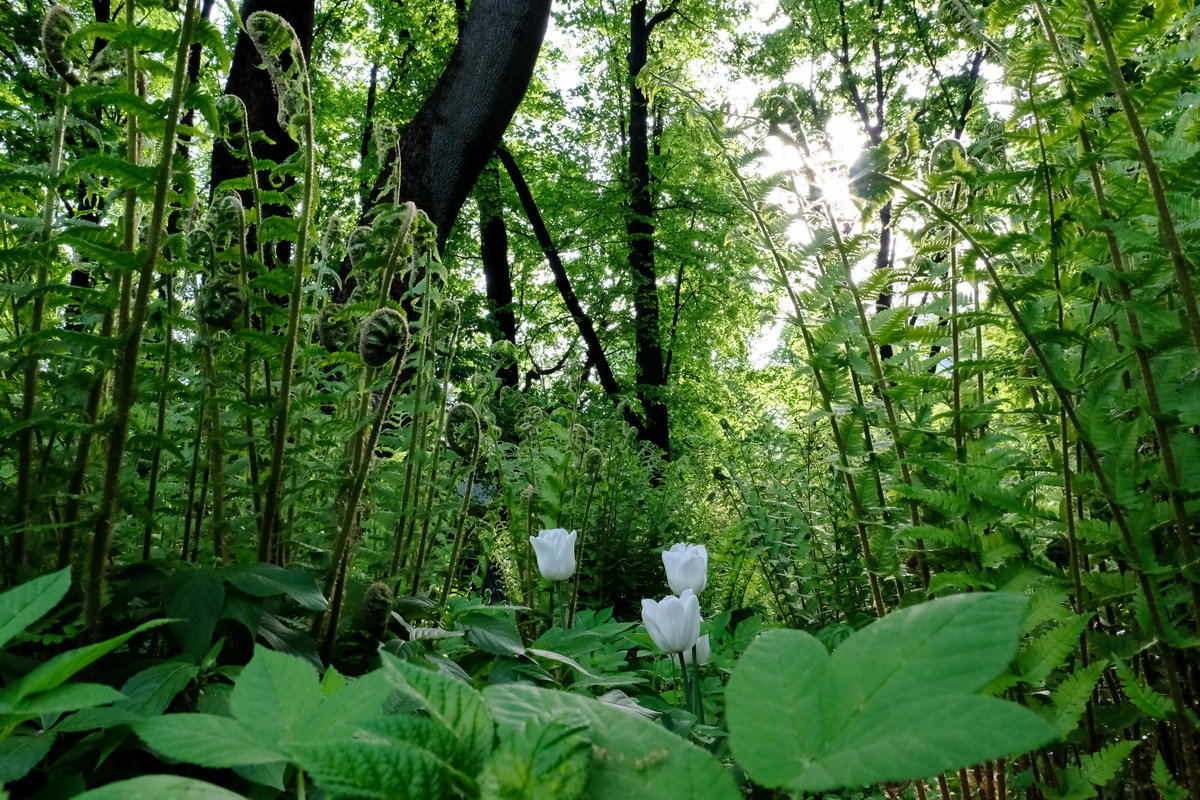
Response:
0,0,1198,798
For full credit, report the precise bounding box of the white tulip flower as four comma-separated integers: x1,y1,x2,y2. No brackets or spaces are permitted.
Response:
641,589,701,654
529,528,577,581
662,543,707,596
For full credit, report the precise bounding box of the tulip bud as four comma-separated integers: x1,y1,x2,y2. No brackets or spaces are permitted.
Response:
682,633,711,666
641,589,701,654
529,528,577,582
662,543,707,597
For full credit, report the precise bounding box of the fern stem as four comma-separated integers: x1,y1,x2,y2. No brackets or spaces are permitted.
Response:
86,0,200,630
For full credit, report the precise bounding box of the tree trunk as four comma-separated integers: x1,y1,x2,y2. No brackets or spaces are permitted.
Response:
369,0,551,247
626,0,671,460
478,163,519,390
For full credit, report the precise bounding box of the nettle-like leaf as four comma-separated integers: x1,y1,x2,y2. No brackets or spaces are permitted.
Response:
135,645,395,777
484,683,740,800
480,717,591,800
726,593,1055,792
380,652,495,774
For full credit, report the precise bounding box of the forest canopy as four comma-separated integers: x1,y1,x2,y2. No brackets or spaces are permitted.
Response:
1,0,1199,797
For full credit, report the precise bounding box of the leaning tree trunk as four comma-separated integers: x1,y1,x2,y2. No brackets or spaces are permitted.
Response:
372,0,552,246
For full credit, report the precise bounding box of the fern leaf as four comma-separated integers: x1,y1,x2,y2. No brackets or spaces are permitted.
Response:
1113,657,1173,720
1151,753,1187,800
1017,614,1091,685
1049,660,1107,738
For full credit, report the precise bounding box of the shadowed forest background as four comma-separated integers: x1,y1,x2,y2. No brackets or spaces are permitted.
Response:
1,0,1200,797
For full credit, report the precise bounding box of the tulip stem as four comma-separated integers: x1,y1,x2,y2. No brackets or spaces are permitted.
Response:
685,647,705,724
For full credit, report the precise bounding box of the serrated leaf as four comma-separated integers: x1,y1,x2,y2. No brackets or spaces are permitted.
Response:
481,718,591,800
727,593,1056,792
1049,660,1107,738
73,775,248,799
381,653,494,774
0,731,54,783
1113,657,1173,720
135,713,285,767
0,568,70,651
300,739,449,800
485,684,740,800
228,645,323,748
1017,614,1091,685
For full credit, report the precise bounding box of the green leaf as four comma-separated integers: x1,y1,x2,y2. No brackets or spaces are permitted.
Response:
73,776,248,799
0,620,167,710
1048,660,1107,738
0,568,70,651
1113,657,1173,720
299,739,449,800
165,567,225,660
1017,614,1091,685
57,661,198,732
481,718,591,800
726,593,1056,792
0,731,54,783
459,612,525,656
222,563,328,611
228,645,323,748
134,713,285,767
5,682,124,716
1151,753,1188,800
484,684,740,800
381,653,494,774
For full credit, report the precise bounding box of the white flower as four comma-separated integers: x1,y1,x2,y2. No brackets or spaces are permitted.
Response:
529,528,577,581
662,543,707,596
641,589,701,654
682,633,711,666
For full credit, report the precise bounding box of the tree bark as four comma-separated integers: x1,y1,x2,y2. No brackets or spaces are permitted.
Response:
626,0,674,460
478,163,519,390
372,0,552,246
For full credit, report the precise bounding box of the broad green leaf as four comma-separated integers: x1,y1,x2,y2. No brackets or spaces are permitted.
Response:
0,731,54,783
727,593,1056,792
3,682,124,716
459,612,525,656
481,718,590,800
165,567,225,660
222,563,328,611
300,739,449,800
484,684,741,800
57,661,198,732
0,619,167,708
381,653,494,774
73,775,248,799
228,645,323,748
135,713,285,767
0,568,70,651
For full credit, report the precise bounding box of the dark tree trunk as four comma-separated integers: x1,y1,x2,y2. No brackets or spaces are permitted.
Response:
626,0,672,460
478,163,519,390
372,0,552,246
210,0,314,213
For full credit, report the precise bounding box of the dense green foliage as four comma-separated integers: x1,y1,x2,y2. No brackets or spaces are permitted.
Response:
2,0,1200,797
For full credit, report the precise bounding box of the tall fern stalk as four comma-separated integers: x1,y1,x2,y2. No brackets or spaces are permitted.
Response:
255,14,317,563
85,0,200,629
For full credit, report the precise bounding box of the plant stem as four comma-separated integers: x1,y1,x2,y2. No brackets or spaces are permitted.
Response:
86,0,200,630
